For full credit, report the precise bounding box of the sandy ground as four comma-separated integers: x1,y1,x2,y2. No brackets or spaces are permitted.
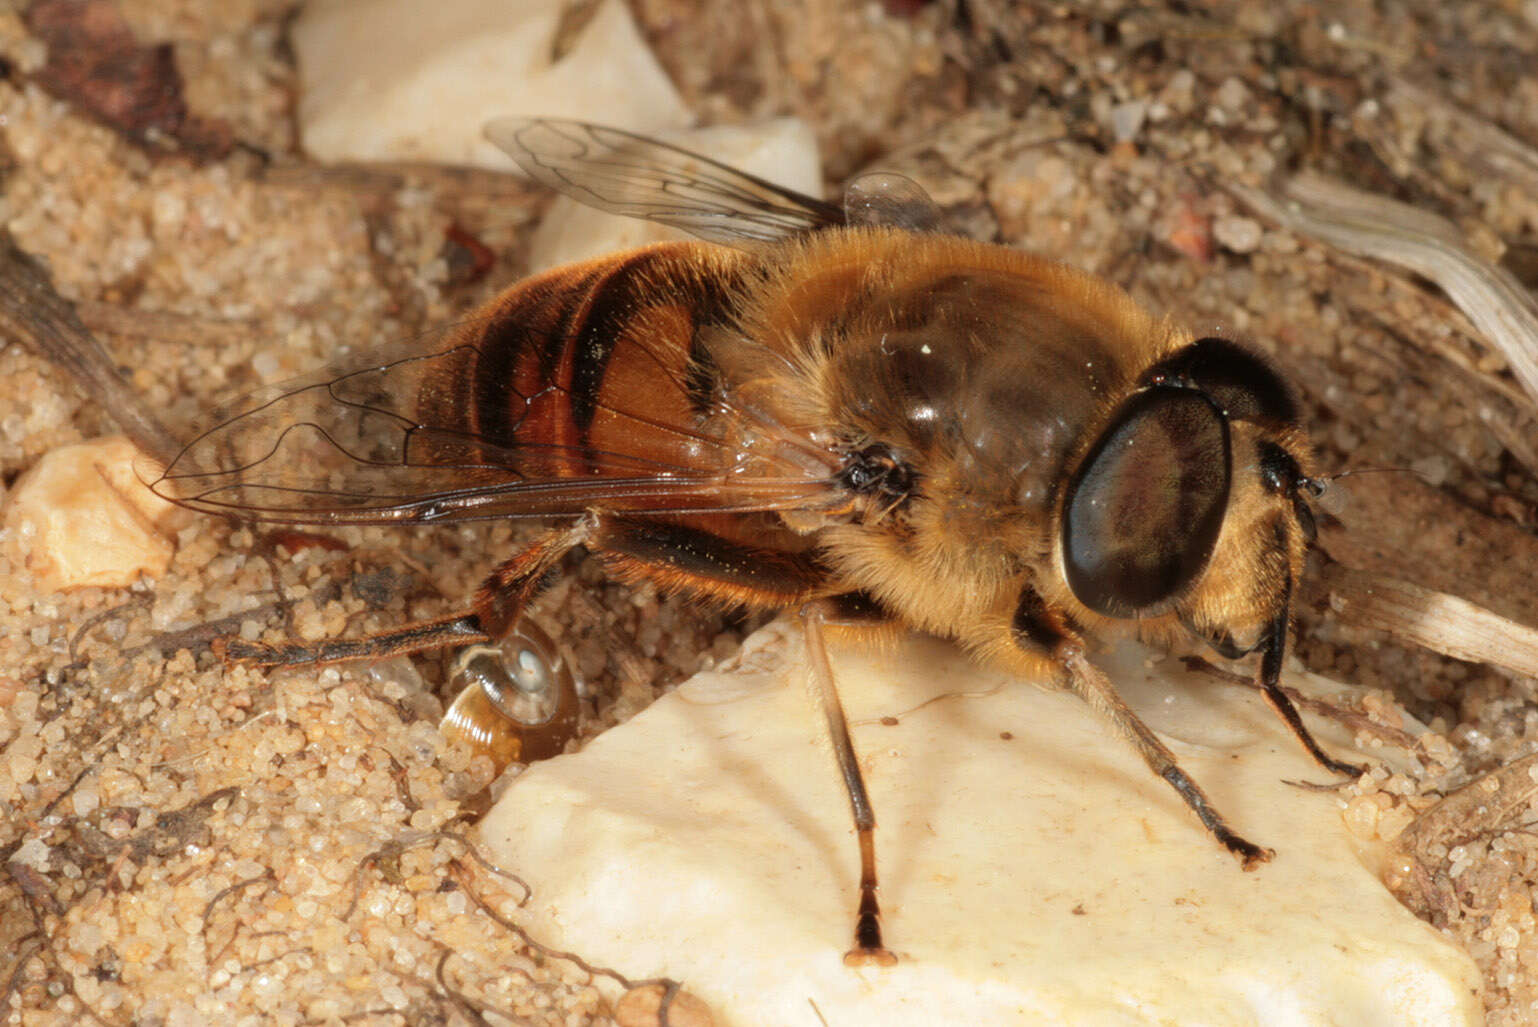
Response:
3,1,1538,1024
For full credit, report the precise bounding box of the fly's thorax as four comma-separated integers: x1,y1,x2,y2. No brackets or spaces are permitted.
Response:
741,229,1174,502
718,228,1195,631
825,274,1162,507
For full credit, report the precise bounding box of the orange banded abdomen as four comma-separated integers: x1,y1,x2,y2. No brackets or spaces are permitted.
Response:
417,242,753,495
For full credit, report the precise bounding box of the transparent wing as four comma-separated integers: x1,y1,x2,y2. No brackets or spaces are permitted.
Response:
151,316,837,526
484,117,845,244
488,117,958,244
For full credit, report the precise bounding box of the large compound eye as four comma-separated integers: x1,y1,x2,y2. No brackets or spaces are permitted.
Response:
1063,389,1231,616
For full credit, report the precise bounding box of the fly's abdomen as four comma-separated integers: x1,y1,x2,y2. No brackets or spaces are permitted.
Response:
417,243,751,490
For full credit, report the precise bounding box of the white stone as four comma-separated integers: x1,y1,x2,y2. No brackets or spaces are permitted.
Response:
1214,214,1265,255
480,623,1481,1027
293,0,691,167
526,118,824,272
11,837,50,872
3,437,181,591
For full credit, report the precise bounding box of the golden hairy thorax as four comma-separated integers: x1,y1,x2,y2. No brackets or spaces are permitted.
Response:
731,229,1187,517
722,228,1201,650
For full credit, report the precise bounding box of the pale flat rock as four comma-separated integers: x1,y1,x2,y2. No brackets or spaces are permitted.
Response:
294,0,690,167
526,118,824,272
2,436,179,591
480,623,1482,1027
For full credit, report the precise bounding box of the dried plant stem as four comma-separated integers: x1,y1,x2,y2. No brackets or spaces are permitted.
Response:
0,231,181,465
1322,565,1538,680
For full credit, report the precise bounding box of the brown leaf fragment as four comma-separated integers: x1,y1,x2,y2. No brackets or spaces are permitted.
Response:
4,861,64,917
442,223,497,288
265,529,349,555
25,0,230,156
1386,752,1538,926
128,786,241,862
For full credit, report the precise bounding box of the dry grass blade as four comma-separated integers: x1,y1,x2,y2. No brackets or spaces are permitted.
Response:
1320,565,1538,680
0,231,182,465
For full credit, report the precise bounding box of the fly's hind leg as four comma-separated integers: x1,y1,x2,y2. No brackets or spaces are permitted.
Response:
221,511,815,667
224,511,900,963
1013,586,1274,868
221,516,599,667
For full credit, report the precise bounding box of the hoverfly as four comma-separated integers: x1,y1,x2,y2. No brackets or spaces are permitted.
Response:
153,119,1363,965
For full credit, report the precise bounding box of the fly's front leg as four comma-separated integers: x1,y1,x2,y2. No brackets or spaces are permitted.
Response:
221,516,598,667
1255,577,1367,779
1012,586,1274,869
